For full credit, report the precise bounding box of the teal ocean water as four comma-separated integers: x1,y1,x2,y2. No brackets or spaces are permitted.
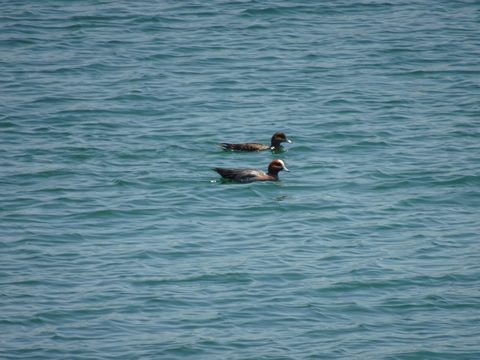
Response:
1,1,480,359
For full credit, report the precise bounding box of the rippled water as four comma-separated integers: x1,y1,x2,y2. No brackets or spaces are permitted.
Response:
1,1,480,359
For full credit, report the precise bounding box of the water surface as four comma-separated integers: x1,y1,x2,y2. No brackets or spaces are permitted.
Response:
1,1,480,359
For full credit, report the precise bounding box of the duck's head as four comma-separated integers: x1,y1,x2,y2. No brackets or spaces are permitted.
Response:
268,159,290,174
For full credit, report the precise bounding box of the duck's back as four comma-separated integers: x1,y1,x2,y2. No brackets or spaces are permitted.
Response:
213,168,268,182
217,143,271,151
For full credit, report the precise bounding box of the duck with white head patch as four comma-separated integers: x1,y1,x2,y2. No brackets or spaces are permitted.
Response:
212,159,290,183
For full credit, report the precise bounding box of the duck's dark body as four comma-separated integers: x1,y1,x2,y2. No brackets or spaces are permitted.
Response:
217,132,292,151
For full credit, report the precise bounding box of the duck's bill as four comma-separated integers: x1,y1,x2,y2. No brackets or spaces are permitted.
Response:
283,167,290,172
286,139,292,143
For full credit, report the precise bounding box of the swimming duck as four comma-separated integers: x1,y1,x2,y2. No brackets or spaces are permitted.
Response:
217,132,292,151
212,159,290,183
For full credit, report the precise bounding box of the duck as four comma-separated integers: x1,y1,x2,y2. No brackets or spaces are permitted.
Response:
217,132,292,151
212,159,290,183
